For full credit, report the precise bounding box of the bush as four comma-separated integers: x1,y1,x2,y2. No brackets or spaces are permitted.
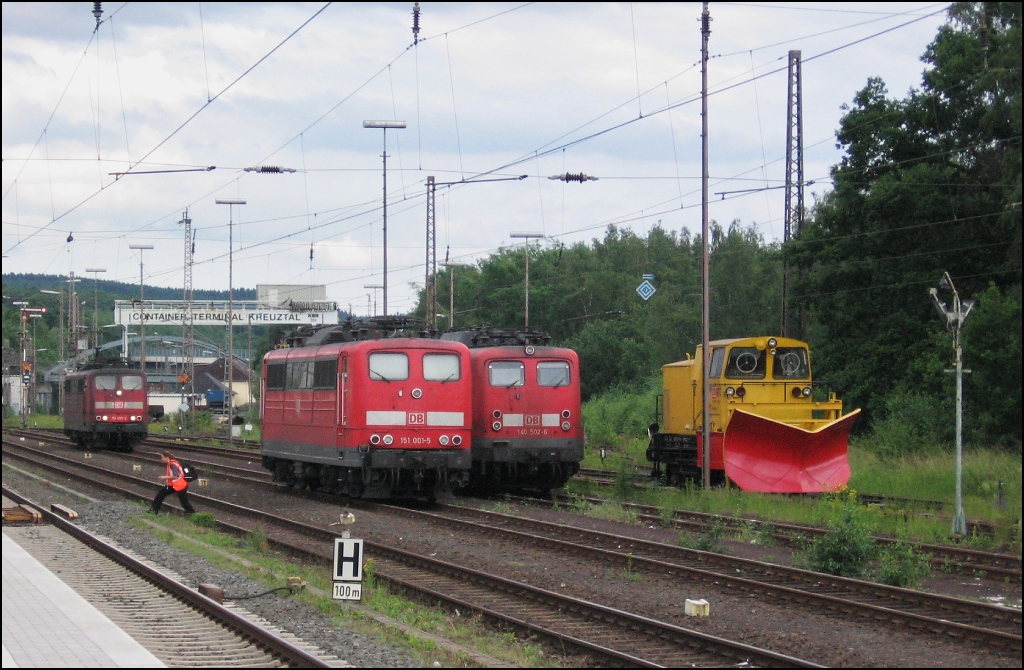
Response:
808,489,876,578
875,538,931,588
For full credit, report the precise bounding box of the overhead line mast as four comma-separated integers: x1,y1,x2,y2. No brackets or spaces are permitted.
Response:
180,209,195,426
782,50,804,339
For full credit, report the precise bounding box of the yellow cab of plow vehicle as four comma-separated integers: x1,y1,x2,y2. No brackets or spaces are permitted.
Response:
646,336,860,493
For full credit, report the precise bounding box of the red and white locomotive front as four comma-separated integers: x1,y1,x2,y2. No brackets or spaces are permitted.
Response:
63,366,149,451
468,344,584,491
261,338,472,498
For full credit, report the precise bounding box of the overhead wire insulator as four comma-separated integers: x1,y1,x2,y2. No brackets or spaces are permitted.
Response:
244,165,296,173
412,2,421,44
92,2,103,30
549,173,598,183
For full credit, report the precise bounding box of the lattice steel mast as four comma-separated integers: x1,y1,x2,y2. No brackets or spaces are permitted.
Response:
782,50,804,339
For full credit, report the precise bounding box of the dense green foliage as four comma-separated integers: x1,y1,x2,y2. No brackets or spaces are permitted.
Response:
790,2,1021,448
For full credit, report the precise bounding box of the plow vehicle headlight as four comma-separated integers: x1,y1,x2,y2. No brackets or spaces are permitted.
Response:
803,387,813,397
768,338,777,348
725,387,735,397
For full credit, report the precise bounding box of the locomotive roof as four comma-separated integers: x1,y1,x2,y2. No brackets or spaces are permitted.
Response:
264,336,468,360
440,325,551,347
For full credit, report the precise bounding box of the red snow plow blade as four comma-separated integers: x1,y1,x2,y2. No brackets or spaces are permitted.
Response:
723,408,860,493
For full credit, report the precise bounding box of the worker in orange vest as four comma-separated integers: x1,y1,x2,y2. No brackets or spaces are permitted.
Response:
150,451,196,515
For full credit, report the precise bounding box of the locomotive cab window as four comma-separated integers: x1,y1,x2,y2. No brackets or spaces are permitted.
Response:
266,362,287,390
709,347,726,378
95,375,117,390
489,361,525,387
423,353,460,382
772,347,809,379
121,375,144,390
537,361,571,387
369,352,409,381
725,347,766,379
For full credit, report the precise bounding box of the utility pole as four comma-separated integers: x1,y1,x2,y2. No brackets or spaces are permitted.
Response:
700,1,712,489
782,49,804,339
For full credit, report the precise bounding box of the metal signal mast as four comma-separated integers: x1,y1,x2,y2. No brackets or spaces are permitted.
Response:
179,210,196,423
782,50,804,339
425,176,437,330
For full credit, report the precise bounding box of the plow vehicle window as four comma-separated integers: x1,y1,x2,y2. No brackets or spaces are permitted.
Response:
725,347,766,379
423,353,461,382
489,361,525,387
121,375,144,390
95,375,117,390
772,347,809,379
537,361,571,387
368,352,409,381
709,347,726,378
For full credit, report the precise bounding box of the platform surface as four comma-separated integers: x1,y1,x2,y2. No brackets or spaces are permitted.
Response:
2,530,165,668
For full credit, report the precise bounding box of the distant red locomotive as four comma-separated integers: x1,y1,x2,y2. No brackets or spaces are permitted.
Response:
260,323,473,499
441,327,584,494
63,362,149,451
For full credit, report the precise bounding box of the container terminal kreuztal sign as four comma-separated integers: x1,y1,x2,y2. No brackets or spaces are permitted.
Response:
114,299,339,327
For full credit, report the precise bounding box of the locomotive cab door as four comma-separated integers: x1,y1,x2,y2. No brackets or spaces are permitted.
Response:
338,355,348,441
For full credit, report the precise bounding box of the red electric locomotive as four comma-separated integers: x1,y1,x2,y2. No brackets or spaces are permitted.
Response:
260,322,473,499
63,361,149,451
441,327,584,494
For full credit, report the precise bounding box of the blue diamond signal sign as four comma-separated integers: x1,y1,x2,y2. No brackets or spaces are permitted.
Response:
636,279,656,301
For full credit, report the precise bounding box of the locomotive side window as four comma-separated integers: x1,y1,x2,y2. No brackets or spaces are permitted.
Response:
369,352,409,381
489,361,524,387
537,361,570,387
772,347,809,379
313,359,337,389
95,375,117,390
266,362,287,390
725,347,766,379
423,353,460,382
287,360,314,389
121,375,144,390
709,347,726,378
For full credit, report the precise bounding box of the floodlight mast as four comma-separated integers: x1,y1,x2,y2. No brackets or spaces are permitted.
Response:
363,120,406,316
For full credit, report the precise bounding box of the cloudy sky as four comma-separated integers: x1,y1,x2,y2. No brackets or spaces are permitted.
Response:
3,2,951,316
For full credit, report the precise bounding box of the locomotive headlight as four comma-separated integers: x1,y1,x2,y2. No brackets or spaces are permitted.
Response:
802,386,813,397
492,409,502,419
452,435,463,446
439,435,450,446
725,387,735,397
561,409,571,419
492,421,502,431
102,415,109,421
411,388,423,399
116,389,123,396
96,415,102,421
383,434,394,445
370,434,381,445
561,422,571,431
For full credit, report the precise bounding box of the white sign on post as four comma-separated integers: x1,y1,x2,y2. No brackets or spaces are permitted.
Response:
332,537,364,601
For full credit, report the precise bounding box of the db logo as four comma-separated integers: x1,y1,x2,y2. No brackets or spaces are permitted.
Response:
525,414,541,426
114,401,125,409
408,412,426,425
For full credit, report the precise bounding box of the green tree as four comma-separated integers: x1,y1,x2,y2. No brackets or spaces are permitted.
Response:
791,2,1021,445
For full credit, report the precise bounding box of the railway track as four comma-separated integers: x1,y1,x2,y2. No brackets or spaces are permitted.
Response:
1,487,339,668
3,434,823,667
9,427,1021,584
